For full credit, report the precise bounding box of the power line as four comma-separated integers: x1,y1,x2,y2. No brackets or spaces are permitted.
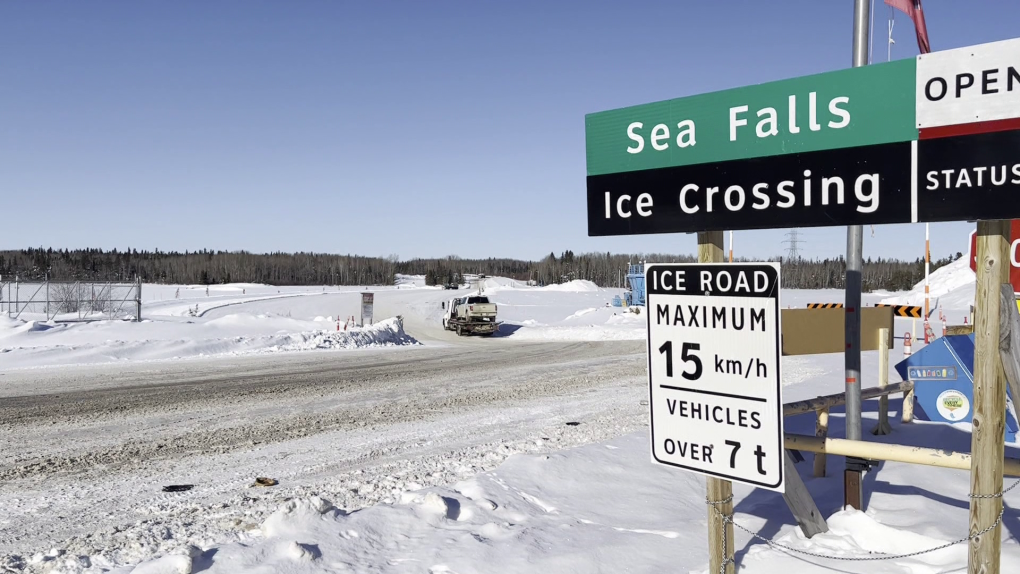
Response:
783,229,803,261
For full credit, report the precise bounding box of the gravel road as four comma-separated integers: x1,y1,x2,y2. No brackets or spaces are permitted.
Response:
0,336,648,572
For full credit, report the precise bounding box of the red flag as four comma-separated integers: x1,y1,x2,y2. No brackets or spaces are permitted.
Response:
885,0,931,54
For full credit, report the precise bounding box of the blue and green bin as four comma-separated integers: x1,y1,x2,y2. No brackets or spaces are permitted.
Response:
894,333,1019,442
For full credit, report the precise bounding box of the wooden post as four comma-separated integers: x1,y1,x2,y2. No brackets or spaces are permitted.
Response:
872,327,892,435
813,408,829,478
783,381,913,416
902,386,914,424
782,451,828,538
700,230,734,574
997,284,1020,410
969,220,1009,574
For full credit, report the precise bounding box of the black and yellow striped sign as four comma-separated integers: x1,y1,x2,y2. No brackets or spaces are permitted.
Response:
875,304,923,318
807,303,843,309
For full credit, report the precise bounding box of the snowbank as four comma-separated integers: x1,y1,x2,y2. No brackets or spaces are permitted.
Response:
486,287,645,342
879,257,975,312
508,310,646,341
0,316,419,370
394,274,427,288
118,428,1020,574
277,316,419,351
477,277,529,291
536,279,600,292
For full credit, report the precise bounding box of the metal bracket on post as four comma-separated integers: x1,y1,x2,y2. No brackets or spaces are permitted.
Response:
846,456,879,473
844,456,878,511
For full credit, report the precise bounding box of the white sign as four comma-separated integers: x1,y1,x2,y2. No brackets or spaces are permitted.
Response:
361,292,374,326
646,262,785,492
916,37,1020,130
936,389,971,422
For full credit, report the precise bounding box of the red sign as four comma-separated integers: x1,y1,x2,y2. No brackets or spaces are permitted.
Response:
968,221,1020,293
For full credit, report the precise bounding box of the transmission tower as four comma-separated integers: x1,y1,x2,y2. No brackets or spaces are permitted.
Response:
783,229,803,261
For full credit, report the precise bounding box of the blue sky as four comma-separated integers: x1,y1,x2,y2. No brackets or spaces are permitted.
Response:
2,1,1017,262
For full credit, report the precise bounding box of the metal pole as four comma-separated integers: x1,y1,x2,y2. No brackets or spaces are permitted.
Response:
925,223,931,332
844,0,871,511
136,276,142,322
888,13,893,63
868,0,875,64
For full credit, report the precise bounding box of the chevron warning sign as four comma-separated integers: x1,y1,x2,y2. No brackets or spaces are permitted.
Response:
806,303,843,309
875,304,923,318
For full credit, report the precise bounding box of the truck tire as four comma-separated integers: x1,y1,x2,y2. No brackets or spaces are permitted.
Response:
457,325,464,336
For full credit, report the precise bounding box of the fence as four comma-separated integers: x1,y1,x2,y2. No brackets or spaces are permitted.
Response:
706,306,1020,573
0,276,142,322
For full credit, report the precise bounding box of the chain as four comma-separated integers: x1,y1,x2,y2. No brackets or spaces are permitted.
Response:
969,478,1020,499
705,480,1019,565
706,495,734,574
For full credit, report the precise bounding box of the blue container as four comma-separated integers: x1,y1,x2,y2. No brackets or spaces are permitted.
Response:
626,264,646,307
611,295,623,307
894,334,1019,441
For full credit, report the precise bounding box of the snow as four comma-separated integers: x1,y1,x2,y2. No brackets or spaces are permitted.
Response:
116,424,1020,574
535,279,601,292
880,257,976,313
1,279,646,370
6,271,1017,574
469,281,645,341
0,265,983,369
0,312,420,370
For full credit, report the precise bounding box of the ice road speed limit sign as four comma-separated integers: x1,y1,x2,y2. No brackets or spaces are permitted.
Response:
645,262,784,492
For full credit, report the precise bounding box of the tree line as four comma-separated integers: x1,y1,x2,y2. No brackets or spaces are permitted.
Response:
777,252,962,291
0,247,962,292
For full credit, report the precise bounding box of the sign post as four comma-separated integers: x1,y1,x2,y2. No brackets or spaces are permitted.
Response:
647,245,785,574
969,220,1009,573
360,292,374,327
585,33,1020,573
697,232,735,574
843,0,871,512
646,260,785,489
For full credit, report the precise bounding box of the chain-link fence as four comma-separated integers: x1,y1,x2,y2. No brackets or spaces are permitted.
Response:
0,277,142,321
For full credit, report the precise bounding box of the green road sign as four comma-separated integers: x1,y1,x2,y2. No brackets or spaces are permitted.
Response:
585,59,917,177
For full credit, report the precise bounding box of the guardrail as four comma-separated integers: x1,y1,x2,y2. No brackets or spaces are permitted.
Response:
784,380,914,477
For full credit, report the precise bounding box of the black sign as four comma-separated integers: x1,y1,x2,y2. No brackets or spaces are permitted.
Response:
587,142,913,236
646,264,779,298
917,130,1020,222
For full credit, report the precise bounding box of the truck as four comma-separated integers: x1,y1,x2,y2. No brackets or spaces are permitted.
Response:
442,295,500,336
